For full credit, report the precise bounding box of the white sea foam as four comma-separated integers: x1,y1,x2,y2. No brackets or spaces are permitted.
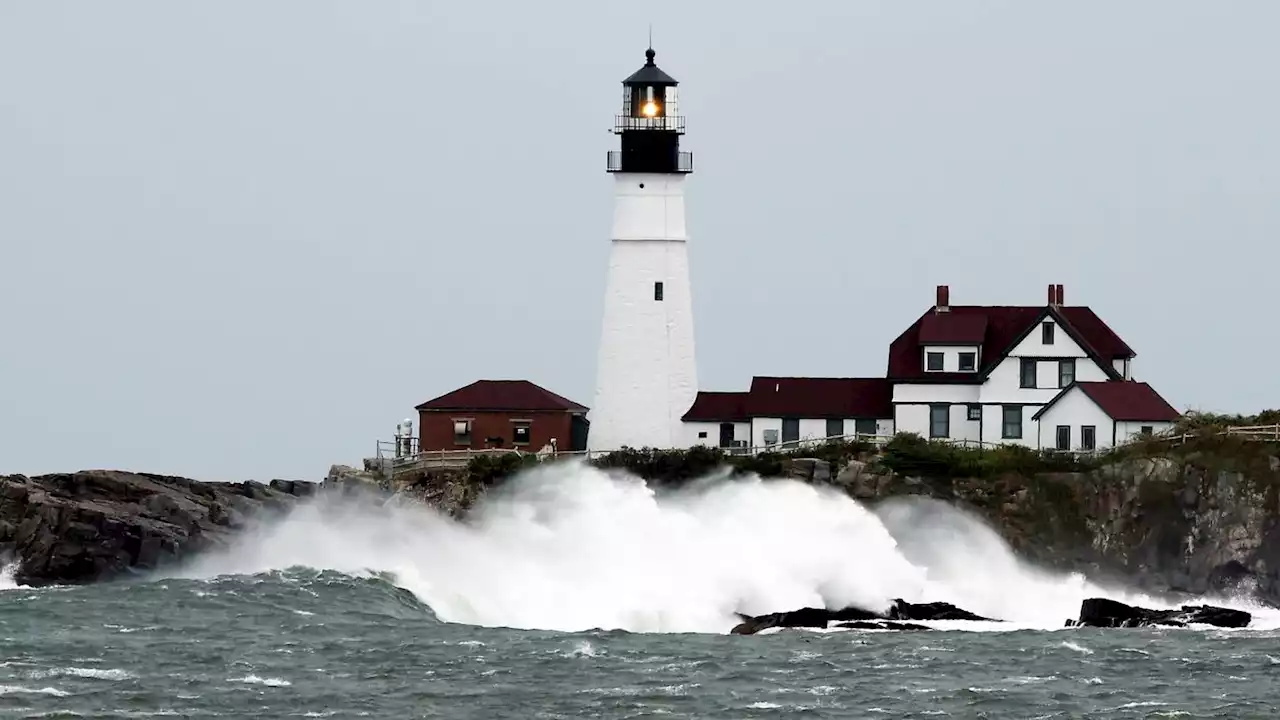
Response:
29,667,132,681
0,561,22,591
231,674,291,687
0,684,70,697
173,460,1280,634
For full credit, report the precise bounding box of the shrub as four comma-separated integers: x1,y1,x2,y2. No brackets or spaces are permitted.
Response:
466,452,539,487
876,433,1098,479
590,445,728,485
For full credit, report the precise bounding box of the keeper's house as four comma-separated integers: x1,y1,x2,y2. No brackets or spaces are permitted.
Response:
682,284,1180,452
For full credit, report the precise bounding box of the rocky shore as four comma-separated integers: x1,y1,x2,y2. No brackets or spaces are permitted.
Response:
4,433,1280,605
0,471,317,586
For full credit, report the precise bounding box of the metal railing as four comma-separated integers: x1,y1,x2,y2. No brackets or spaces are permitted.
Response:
374,425,1280,471
614,115,686,133
605,150,694,174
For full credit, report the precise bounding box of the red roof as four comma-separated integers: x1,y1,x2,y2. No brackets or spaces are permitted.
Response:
918,314,988,344
415,380,587,413
681,391,749,422
1034,381,1180,422
1079,381,1180,421
888,305,1135,382
745,377,893,419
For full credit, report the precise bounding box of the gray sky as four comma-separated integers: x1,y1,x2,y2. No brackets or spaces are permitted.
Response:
2,2,1276,481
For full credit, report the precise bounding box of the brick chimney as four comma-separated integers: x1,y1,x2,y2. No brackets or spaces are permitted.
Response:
935,285,950,313
1056,284,1065,306
1047,283,1056,306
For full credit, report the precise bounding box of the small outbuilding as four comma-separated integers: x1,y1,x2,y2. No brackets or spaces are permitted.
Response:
415,380,590,453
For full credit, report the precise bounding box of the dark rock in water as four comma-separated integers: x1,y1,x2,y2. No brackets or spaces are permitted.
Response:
730,599,994,635
887,599,991,622
729,607,833,635
0,471,320,587
1072,597,1251,629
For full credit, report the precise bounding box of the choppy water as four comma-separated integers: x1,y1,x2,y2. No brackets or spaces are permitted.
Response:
4,463,1278,718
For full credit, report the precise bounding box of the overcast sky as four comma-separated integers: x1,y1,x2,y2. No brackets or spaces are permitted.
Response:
2,2,1276,481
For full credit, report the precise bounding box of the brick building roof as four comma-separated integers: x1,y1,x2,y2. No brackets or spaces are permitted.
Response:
415,380,587,413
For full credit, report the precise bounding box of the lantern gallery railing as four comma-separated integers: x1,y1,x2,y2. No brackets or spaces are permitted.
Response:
613,115,686,133
606,150,694,174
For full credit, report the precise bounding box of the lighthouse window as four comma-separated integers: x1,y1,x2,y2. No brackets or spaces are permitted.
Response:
654,282,664,301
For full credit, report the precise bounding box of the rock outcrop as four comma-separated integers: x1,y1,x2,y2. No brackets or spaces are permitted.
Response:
730,599,993,635
0,471,316,587
1069,597,1251,629
731,597,1252,634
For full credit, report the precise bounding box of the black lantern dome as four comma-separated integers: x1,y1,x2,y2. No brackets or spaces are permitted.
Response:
607,48,693,175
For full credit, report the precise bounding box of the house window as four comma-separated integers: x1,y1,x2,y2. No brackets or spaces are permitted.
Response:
855,418,878,436
452,419,472,445
1001,405,1022,439
1020,358,1037,389
966,404,981,421
1058,359,1075,388
1140,425,1154,436
654,282,664,301
1056,425,1070,451
926,352,944,372
1081,425,1096,451
781,418,800,445
929,405,950,439
825,418,843,438
697,431,708,439
512,422,532,445
762,429,779,446
1042,322,1055,345
958,352,976,372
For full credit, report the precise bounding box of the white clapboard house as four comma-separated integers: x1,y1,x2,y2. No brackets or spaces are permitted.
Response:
681,284,1179,452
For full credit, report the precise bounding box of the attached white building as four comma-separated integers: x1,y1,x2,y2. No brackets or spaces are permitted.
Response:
682,377,894,452
1032,381,1180,450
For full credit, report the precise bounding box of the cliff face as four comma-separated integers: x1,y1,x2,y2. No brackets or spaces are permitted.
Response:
837,451,1280,601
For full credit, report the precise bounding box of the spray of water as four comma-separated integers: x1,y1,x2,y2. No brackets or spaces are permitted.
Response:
176,461,1280,634
0,561,20,591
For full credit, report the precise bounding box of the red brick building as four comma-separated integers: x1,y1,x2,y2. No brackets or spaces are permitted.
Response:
415,380,590,452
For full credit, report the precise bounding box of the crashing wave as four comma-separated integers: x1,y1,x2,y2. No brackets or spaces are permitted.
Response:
168,460,1280,634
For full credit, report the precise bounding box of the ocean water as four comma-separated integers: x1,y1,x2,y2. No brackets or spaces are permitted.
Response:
3,462,1278,718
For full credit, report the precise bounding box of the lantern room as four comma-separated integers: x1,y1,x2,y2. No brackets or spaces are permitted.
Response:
617,48,682,132
607,47,693,174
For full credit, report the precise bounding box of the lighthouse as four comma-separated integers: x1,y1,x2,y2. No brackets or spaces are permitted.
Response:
588,47,698,453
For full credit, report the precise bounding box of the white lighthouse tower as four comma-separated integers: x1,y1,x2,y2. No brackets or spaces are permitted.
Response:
588,47,698,453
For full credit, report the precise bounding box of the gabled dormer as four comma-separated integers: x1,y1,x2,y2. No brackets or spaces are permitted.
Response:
919,286,985,374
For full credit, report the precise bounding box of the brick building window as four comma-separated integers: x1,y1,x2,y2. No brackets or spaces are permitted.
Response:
452,419,472,445
512,422,531,445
